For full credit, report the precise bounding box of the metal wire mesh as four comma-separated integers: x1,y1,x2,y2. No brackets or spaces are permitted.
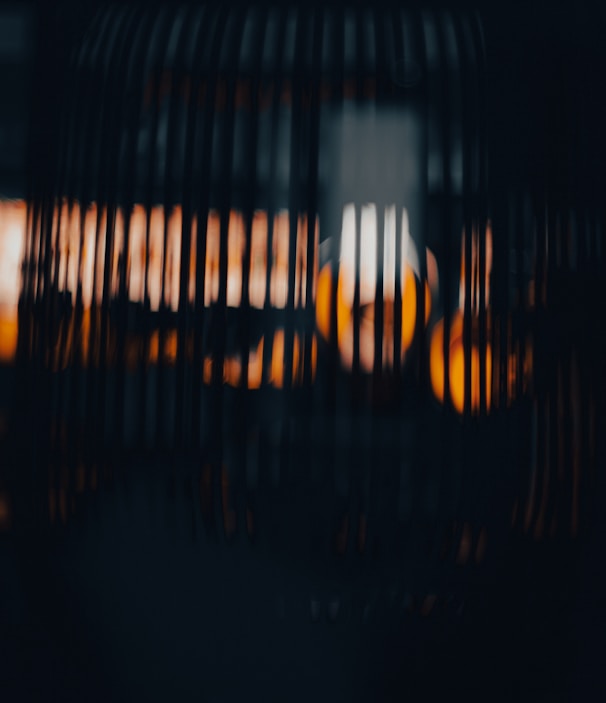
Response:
13,2,603,580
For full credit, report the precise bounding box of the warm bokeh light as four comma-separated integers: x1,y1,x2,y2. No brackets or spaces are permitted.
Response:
144,205,163,311
426,246,439,301
201,331,316,389
249,211,268,308
0,199,26,363
226,210,245,307
147,329,178,364
429,223,494,414
270,212,290,308
127,204,147,304
429,312,492,414
165,207,183,311
270,329,290,388
315,264,352,344
223,336,264,389
0,317,18,363
82,203,104,308
27,201,318,384
315,204,425,372
271,329,305,388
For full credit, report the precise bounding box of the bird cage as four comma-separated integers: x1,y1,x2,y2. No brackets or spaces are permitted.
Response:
5,2,604,699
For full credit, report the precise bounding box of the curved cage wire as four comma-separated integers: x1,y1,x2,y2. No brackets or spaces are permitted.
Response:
13,1,604,600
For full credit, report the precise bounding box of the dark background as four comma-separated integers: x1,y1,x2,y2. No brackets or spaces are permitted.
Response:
1,2,605,701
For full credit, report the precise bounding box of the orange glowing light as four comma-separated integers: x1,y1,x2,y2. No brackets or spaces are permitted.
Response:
315,262,419,372
203,356,213,384
165,207,182,311
123,204,168,310
426,247,439,298
147,330,177,364
270,329,298,388
315,204,428,372
315,264,351,343
271,331,317,387
80,203,107,308
226,210,245,307
223,356,240,387
223,336,265,389
165,330,178,362
202,209,288,309
429,311,492,414
21,199,319,382
0,199,26,363
249,211,268,308
79,309,90,365
148,331,160,363
188,213,198,304
247,337,264,388
127,204,147,303
0,318,18,363
202,330,316,389
270,211,290,308
291,333,317,385
148,206,164,311
204,210,221,305
194,208,316,386
430,222,494,413
203,336,266,389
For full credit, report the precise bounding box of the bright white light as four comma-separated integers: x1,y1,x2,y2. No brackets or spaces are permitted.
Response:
339,204,419,306
359,204,377,306
339,203,357,308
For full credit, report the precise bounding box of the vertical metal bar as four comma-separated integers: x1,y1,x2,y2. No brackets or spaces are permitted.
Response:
413,7,430,400
414,6,439,561
432,12,456,556
190,6,229,534
302,6,323,394
97,8,143,465
156,7,197,451
188,8,221,454
107,8,157,451
257,6,287,525
170,6,209,454
472,14,488,420
434,13,453,416
455,12,473,421
212,6,248,541
138,7,174,449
